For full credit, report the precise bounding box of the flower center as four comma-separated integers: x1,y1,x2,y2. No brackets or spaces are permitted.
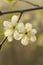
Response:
25,32,28,35
25,31,30,37
13,26,15,29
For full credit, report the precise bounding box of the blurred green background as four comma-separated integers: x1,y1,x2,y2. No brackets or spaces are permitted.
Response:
0,0,43,65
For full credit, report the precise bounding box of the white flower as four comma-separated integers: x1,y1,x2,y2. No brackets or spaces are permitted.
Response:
21,23,37,45
22,23,37,45
14,22,37,46
3,15,37,46
3,15,19,42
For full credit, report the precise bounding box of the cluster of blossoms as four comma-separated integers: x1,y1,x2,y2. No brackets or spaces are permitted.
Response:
3,15,37,46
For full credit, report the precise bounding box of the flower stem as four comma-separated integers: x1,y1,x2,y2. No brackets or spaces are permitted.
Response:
17,12,23,22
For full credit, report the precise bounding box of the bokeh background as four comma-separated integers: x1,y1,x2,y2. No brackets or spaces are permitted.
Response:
0,0,43,65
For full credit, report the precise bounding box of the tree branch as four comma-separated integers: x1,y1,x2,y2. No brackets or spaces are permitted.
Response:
0,37,7,49
0,7,43,16
20,0,40,7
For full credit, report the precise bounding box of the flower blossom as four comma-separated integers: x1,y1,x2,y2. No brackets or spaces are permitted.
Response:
3,15,37,46
14,23,37,46
3,15,19,42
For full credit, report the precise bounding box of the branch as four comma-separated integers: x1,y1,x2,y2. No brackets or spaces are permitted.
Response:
0,7,43,16
17,12,23,22
20,0,40,7
0,37,7,49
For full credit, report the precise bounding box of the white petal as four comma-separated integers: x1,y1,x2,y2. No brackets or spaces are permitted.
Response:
25,23,32,31
3,21,12,29
4,29,13,37
11,15,19,26
13,30,23,40
30,35,36,42
31,29,37,34
21,35,29,46
16,22,25,32
7,36,13,42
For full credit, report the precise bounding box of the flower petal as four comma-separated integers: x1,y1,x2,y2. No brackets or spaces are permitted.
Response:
16,22,25,32
4,29,13,37
21,35,29,46
13,30,23,40
25,23,32,31
31,29,37,34
30,35,36,42
11,15,19,26
3,21,12,29
7,36,13,42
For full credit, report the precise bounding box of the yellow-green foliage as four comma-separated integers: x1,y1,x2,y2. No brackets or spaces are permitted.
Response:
4,0,18,3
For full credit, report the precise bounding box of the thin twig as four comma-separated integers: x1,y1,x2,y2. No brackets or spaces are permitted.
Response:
20,0,40,7
17,12,23,22
0,37,7,49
